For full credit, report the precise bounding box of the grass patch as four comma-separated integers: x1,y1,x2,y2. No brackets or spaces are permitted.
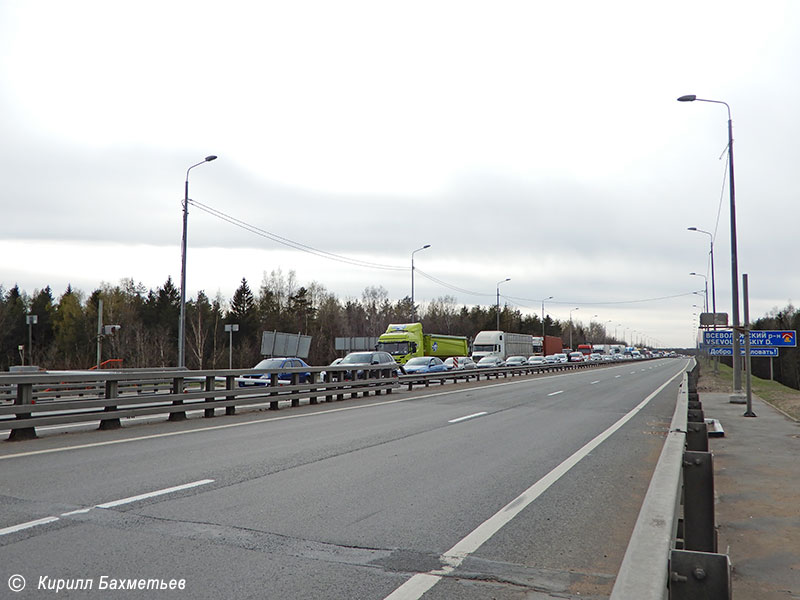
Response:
697,358,800,421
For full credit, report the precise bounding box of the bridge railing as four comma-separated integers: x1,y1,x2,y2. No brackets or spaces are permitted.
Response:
0,366,398,441
610,358,731,600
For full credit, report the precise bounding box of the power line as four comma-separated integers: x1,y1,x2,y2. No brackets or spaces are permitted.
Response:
190,200,406,272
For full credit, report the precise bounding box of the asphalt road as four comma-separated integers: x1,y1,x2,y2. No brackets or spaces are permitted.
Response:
0,359,689,599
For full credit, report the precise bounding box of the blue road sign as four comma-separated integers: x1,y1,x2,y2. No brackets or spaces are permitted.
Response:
703,330,796,347
708,347,779,357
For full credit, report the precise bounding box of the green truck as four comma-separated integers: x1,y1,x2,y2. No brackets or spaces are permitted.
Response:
376,323,469,365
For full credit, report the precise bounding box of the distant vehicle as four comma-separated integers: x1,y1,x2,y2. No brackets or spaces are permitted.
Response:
443,356,477,370
472,331,536,362
601,354,615,362
568,352,585,362
527,356,546,365
589,353,603,362
544,355,559,364
403,356,448,374
476,355,506,368
238,357,312,386
505,356,528,367
337,351,403,379
577,344,594,356
553,353,568,363
376,322,468,365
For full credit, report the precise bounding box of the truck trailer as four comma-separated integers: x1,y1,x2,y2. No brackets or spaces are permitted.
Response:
376,323,469,365
471,331,536,361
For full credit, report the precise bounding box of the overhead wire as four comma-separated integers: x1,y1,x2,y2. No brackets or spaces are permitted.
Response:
189,199,703,311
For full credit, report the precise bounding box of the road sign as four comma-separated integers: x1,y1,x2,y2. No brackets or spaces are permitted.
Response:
708,347,779,357
700,312,728,326
702,330,796,347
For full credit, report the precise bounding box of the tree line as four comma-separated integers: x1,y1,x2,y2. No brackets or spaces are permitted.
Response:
0,270,625,372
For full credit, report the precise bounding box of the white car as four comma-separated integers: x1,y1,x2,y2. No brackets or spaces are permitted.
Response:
554,353,568,363
527,356,546,365
444,356,477,370
568,352,585,362
505,356,528,367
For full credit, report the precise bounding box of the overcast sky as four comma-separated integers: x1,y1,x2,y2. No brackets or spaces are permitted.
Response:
2,1,798,348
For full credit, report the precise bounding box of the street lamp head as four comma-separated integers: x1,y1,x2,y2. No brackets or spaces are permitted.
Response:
687,226,697,231
677,95,697,102
423,244,431,249
205,155,218,162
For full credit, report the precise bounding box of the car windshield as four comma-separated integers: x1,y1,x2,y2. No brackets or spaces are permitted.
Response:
405,357,429,366
478,356,497,364
253,359,285,369
340,353,374,365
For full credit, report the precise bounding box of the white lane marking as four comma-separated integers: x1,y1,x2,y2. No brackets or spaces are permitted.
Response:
615,375,621,378
448,412,487,424
590,381,600,385
0,479,214,537
0,516,60,536
96,479,214,509
383,368,686,600
547,390,564,396
0,372,589,461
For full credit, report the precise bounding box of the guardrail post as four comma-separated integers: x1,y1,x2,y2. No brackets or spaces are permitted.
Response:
686,421,708,452
269,373,280,410
169,377,187,421
669,549,731,599
324,371,333,402
9,382,36,441
204,375,216,418
291,373,300,407
309,372,319,405
99,380,121,430
683,450,716,553
225,376,236,415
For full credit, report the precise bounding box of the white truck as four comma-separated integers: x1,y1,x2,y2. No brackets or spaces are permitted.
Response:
471,330,535,361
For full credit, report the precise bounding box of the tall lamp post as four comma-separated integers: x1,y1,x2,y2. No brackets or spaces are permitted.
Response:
178,155,217,368
411,244,431,321
689,272,709,312
496,278,510,330
678,94,742,399
541,296,553,338
568,307,579,350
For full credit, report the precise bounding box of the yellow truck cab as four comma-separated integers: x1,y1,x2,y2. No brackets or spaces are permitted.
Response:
376,322,469,365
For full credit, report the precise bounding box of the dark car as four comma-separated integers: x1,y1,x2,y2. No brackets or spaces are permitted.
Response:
238,357,312,386
335,351,403,379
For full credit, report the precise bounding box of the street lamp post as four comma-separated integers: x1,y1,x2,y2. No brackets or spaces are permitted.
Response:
496,278,511,330
178,155,217,369
411,244,431,321
569,307,579,350
541,296,553,338
678,95,742,399
688,227,717,321
689,272,709,312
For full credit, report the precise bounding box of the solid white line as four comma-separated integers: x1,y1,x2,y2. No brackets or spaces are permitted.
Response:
0,516,60,536
0,479,214,537
96,479,214,509
547,390,564,396
448,412,487,424
383,367,686,600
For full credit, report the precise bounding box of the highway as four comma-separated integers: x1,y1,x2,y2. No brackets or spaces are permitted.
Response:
0,359,689,599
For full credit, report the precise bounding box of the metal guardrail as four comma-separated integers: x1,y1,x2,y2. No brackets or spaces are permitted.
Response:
0,366,398,441
610,358,731,600
398,358,609,389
